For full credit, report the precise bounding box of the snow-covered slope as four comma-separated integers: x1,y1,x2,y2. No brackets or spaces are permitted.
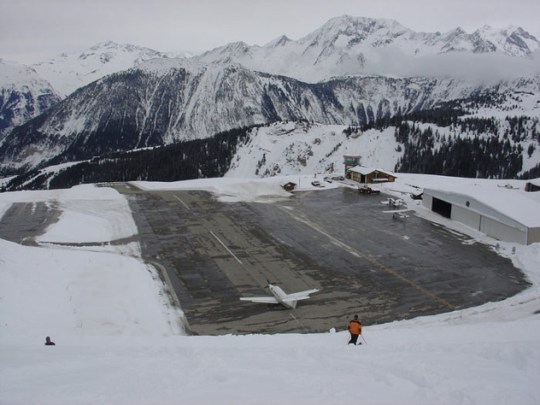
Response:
32,41,175,97
0,59,60,140
197,16,540,82
225,116,540,179
0,62,472,173
2,59,539,176
0,42,171,141
226,121,401,177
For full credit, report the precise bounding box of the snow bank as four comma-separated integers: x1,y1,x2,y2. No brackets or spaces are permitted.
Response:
132,174,338,203
0,184,183,340
0,238,179,338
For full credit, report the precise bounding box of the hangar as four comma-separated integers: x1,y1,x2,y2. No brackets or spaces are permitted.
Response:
423,186,540,245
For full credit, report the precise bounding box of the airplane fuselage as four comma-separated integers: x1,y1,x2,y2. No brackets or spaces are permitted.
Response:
268,284,296,309
240,283,319,309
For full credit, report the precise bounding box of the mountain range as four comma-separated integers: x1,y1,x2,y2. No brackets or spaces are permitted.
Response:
0,60,61,141
31,41,181,97
1,15,539,183
196,16,540,82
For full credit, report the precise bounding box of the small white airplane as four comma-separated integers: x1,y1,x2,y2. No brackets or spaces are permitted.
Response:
240,283,320,309
382,197,406,208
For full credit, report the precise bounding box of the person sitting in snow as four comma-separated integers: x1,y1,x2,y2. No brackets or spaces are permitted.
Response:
347,315,362,345
45,336,56,346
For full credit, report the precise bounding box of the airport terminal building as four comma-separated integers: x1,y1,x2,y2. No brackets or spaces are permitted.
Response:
423,186,540,245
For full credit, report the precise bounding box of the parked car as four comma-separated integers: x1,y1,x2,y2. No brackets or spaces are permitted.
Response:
358,185,380,195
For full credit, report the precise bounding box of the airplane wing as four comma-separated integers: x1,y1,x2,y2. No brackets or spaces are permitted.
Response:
283,288,320,301
240,296,279,304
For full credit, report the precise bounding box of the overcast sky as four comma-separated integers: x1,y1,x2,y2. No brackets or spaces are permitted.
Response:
2,0,539,64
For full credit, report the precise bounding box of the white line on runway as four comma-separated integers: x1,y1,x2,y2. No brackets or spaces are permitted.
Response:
210,230,243,264
289,312,308,331
174,195,190,210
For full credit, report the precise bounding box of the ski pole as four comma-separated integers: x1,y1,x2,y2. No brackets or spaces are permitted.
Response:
361,334,367,345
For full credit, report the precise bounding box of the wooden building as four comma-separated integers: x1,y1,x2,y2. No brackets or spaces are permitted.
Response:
346,166,396,184
281,182,297,192
525,180,540,192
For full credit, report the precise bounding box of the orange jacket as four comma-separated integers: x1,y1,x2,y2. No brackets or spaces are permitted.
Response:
348,320,362,335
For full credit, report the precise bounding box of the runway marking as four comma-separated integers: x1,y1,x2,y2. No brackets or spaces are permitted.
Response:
147,260,192,334
278,206,455,310
210,230,243,265
174,195,191,210
289,312,308,331
298,190,316,198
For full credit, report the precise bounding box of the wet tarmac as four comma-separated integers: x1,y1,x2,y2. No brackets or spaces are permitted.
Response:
0,184,529,335
113,184,529,335
0,201,61,246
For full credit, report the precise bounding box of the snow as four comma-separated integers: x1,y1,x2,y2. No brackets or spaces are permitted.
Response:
133,176,295,203
197,16,540,83
31,41,175,97
226,122,401,178
0,59,43,88
1,177,540,404
0,59,60,136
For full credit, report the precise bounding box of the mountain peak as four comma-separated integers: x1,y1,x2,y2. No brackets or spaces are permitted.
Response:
199,41,252,64
468,25,540,56
195,15,540,83
90,40,121,50
31,42,170,96
315,15,406,36
265,35,292,48
0,59,47,88
299,15,410,50
88,41,165,55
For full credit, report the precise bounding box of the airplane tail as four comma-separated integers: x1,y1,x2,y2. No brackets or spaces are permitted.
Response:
282,299,298,309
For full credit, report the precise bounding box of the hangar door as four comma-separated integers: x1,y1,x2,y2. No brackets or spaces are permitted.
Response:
481,216,527,245
432,197,452,218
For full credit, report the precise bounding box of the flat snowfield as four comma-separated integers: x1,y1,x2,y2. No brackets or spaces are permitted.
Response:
1,176,540,405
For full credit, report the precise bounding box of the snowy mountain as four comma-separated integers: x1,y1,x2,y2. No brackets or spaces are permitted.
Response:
226,117,540,180
0,42,174,142
197,16,540,82
31,41,175,97
226,121,401,177
0,59,61,141
4,56,539,175
1,16,540,179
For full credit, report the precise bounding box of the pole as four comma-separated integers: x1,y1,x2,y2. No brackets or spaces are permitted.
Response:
360,334,367,345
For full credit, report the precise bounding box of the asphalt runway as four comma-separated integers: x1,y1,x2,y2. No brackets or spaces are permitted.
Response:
113,184,529,335
0,201,61,246
0,184,528,335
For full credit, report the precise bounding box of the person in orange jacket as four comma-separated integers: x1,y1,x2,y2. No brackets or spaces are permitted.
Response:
347,315,362,345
